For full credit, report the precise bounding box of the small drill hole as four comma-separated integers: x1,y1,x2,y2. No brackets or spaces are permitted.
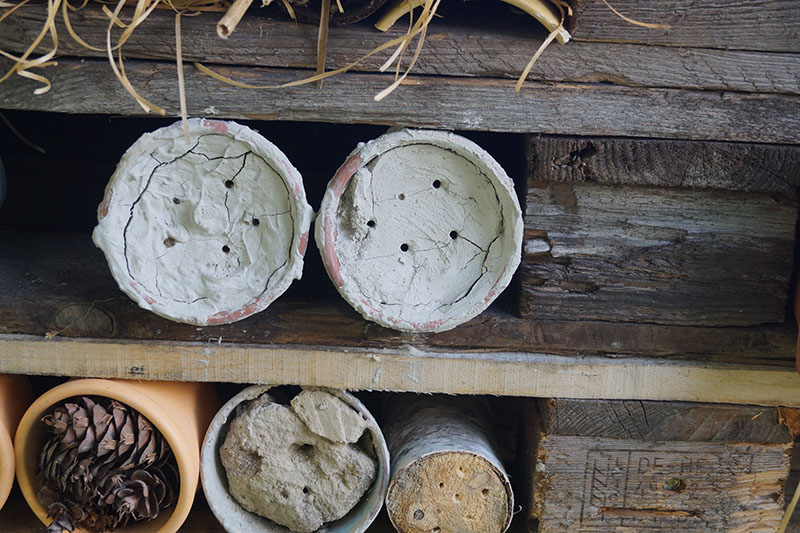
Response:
439,482,445,489
433,528,440,532
400,243,409,252
398,193,405,200
481,489,489,496
450,231,458,240
413,510,424,521
454,494,461,502
302,487,310,494
367,220,376,228
163,237,176,248
222,245,230,253
224,180,234,189
252,218,260,226
432,180,441,189
172,197,181,205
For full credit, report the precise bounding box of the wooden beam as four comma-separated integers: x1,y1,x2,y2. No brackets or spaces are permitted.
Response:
0,231,794,363
526,136,800,195
2,5,798,94
571,0,800,53
520,183,797,325
1,58,799,143
2,334,800,405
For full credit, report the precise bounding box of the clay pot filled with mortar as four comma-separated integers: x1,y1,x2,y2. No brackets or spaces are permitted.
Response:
201,385,390,533
15,379,220,532
93,119,313,326
316,128,523,332
0,374,34,511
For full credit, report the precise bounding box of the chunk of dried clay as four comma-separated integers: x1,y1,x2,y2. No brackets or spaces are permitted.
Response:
92,119,313,325
291,389,370,444
316,129,523,332
220,392,377,532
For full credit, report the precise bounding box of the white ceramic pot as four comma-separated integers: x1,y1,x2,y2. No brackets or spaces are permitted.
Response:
93,119,313,325
316,129,523,332
201,385,390,533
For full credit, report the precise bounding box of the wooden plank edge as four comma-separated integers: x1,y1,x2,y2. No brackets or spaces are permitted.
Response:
2,334,799,406
1,58,799,143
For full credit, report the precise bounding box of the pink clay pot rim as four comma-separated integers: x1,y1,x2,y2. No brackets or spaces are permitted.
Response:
15,379,200,533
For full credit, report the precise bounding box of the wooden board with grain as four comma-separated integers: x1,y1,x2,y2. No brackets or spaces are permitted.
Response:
520,182,797,326
1,58,800,143
0,231,795,363
525,399,800,532
570,0,800,53
526,136,800,196
4,334,800,405
3,5,799,95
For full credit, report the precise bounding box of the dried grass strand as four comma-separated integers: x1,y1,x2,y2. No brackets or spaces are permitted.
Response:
175,11,189,143
105,0,165,114
601,0,670,29
0,0,30,25
316,0,330,82
195,6,437,92
0,0,61,93
779,478,800,533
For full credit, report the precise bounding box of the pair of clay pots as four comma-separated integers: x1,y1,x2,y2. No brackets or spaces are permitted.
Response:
12,380,388,533
94,120,523,334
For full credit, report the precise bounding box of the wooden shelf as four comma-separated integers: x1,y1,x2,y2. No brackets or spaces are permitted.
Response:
0,230,797,405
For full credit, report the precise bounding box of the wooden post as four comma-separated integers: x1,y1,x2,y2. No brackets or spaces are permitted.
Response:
524,398,800,532
383,396,513,533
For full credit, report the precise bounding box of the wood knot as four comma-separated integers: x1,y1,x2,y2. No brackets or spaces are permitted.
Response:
54,303,115,337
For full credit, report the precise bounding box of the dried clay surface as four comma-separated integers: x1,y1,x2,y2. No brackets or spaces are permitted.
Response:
93,119,312,325
317,129,522,333
220,390,377,532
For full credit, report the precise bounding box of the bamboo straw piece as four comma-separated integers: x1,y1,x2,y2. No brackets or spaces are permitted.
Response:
217,0,254,38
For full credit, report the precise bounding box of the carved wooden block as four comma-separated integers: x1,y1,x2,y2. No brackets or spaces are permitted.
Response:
524,399,800,532
521,136,799,326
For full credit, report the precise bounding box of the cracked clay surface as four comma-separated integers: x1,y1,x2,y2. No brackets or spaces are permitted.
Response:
319,130,522,332
93,119,311,325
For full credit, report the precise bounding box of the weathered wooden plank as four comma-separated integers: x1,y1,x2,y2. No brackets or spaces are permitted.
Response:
1,58,800,143
541,399,797,443
533,438,789,532
571,0,800,53
525,399,800,532
521,183,797,326
0,231,794,362
3,334,800,405
526,136,800,195
3,5,799,94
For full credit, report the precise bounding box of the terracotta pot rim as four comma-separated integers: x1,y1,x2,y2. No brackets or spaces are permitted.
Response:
0,419,14,511
15,379,198,533
201,385,390,532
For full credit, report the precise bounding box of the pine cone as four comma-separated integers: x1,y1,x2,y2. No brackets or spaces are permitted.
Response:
37,396,178,533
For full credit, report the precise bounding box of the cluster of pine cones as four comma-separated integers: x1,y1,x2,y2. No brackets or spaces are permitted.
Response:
36,396,178,533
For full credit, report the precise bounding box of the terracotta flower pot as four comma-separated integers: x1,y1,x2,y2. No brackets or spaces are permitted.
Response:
93,119,314,326
15,378,220,532
201,385,390,532
316,128,523,332
0,374,33,510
